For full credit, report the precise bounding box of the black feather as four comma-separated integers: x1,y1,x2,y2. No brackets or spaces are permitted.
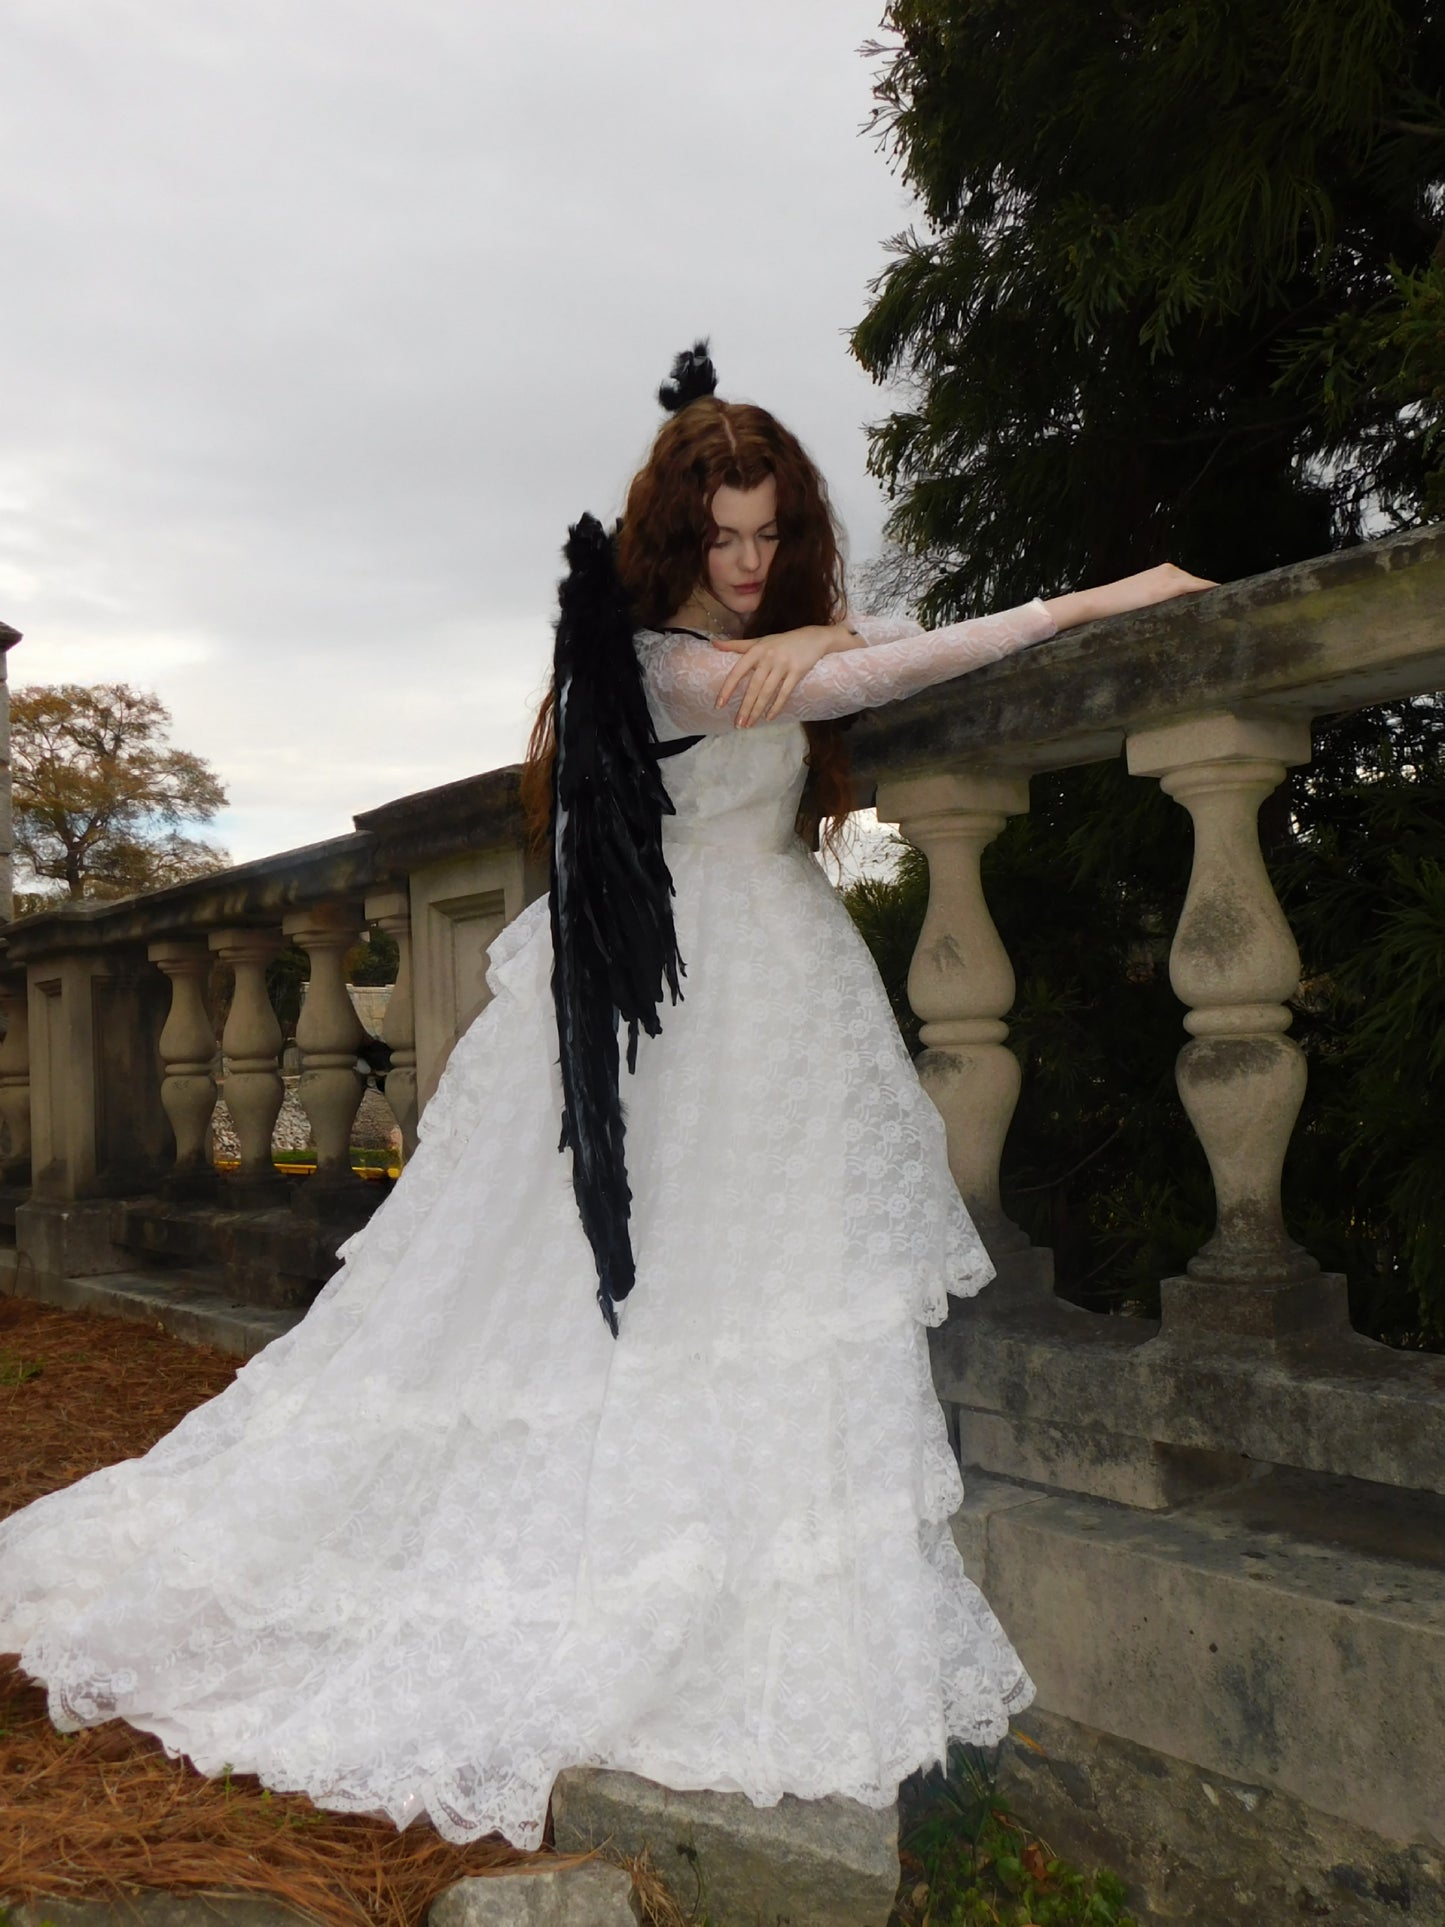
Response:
548,513,692,1334
657,339,718,414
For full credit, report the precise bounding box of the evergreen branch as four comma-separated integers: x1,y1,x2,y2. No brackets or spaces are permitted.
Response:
1009,1123,1127,1197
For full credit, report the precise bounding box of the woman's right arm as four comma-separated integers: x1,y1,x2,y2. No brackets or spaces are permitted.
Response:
643,564,1215,734
643,599,1058,733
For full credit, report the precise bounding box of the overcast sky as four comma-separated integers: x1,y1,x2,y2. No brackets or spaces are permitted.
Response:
1,0,917,867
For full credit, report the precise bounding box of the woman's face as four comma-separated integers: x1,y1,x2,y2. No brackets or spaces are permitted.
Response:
703,476,779,618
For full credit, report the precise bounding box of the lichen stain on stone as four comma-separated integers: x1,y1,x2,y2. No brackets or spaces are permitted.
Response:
1189,1194,1320,1284
1180,1036,1289,1084
1043,1755,1098,1812
918,1049,963,1084
1177,890,1255,968
1328,1617,1366,1677
1206,1199,1294,1277
1215,1648,1287,1774
926,931,963,971
1216,1198,1282,1243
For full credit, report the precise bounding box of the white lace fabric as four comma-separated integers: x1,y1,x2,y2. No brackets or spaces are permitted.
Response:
0,610,1040,1849
638,598,1057,732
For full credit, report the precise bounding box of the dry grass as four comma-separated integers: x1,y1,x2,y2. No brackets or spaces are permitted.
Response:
0,1295,611,1927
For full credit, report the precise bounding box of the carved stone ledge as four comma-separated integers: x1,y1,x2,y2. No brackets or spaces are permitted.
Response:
1160,1271,1352,1345
934,1301,1445,1498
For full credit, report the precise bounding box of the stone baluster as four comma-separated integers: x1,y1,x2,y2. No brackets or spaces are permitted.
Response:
364,889,418,1160
148,940,219,1198
209,928,286,1205
875,769,1052,1295
283,904,366,1210
0,965,30,1186
1127,712,1348,1342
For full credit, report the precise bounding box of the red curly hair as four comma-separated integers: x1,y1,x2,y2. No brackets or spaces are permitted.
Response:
521,397,854,852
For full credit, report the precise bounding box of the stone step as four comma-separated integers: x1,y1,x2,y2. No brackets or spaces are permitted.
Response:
0,1894,315,1927
1,1868,639,1927
429,1864,637,1925
111,1195,369,1310
552,1767,899,1927
0,1246,301,1358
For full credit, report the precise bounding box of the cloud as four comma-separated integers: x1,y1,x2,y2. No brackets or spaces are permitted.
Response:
1,0,915,861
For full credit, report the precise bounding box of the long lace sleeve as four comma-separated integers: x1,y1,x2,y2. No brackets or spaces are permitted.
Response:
637,600,1057,735
846,613,930,647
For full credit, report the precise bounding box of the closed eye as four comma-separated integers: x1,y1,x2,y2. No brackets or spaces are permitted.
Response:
711,526,780,547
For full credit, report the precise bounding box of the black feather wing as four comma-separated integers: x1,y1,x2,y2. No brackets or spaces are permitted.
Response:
549,513,692,1334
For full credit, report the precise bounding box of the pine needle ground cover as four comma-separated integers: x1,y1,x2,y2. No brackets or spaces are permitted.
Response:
0,1296,550,1927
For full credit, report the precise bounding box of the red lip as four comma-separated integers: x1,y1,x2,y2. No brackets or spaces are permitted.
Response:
736,582,763,594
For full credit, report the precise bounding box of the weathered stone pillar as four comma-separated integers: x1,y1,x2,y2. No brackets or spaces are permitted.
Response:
0,963,31,1184
364,889,418,1160
1127,712,1347,1341
15,944,170,1280
23,949,169,1203
0,620,20,927
284,903,365,1207
875,769,1051,1293
148,940,219,1199
209,928,286,1206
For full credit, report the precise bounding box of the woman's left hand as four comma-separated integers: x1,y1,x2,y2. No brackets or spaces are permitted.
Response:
712,622,860,727
1043,563,1218,632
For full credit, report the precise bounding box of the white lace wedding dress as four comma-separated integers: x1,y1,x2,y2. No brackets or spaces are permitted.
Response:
0,600,1055,1849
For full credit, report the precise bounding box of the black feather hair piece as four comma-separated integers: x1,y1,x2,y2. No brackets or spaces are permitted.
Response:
548,512,691,1334
657,339,718,414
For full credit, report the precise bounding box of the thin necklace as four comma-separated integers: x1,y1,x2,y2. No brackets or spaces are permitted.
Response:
676,588,743,641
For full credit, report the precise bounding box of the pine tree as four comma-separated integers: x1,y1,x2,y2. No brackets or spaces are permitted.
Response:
854,0,1445,611
849,0,1445,1347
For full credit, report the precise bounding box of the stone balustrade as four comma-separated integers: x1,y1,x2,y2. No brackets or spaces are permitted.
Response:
365,888,419,1157
284,903,367,1218
874,769,1043,1288
856,526,1445,1915
0,772,543,1303
147,941,219,1200
853,530,1445,1382
211,928,287,1205
0,525,1442,1918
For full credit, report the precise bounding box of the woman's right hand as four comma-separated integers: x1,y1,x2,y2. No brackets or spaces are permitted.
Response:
1043,563,1217,632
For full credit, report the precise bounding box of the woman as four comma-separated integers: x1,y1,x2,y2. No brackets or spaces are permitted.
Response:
0,345,1210,1849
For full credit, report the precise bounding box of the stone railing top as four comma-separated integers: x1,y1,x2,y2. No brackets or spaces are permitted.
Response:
5,523,1441,959
353,764,525,873
851,520,1445,791
2,765,525,963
